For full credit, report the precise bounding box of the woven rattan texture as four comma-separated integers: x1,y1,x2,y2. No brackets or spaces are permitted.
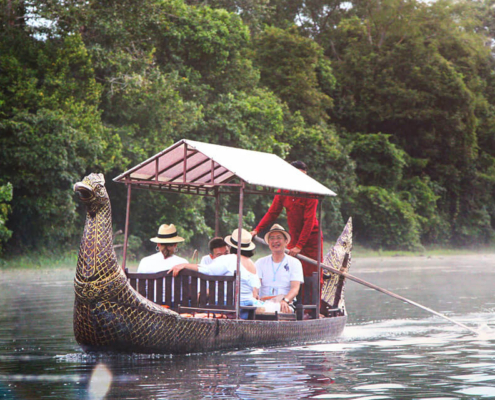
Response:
74,173,346,354
321,218,352,307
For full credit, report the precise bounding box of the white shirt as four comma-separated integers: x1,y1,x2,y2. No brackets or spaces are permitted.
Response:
255,254,304,298
137,253,188,273
200,254,213,265
198,254,260,303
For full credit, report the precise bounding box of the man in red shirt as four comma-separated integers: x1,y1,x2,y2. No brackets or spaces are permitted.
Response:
251,161,323,277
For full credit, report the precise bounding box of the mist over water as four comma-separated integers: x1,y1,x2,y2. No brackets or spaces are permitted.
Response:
0,254,494,399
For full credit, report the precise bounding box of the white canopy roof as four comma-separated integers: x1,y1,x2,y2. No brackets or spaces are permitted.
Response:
114,139,336,197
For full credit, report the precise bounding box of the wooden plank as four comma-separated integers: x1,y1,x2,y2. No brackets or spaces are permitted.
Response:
156,278,164,305
199,279,207,307
178,306,236,314
165,275,173,306
208,280,216,306
226,280,234,306
174,275,182,307
148,278,155,302
190,277,198,307
138,279,146,297
311,272,319,305
218,281,225,307
182,276,191,307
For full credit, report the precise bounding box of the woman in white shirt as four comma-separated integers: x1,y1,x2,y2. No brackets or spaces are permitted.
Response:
169,229,263,318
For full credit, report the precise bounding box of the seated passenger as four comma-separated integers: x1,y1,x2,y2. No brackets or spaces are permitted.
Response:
200,237,230,265
169,229,262,318
255,224,304,314
137,224,188,273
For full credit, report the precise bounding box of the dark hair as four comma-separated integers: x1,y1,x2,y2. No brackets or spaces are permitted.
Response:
291,160,307,171
208,237,228,253
230,246,254,258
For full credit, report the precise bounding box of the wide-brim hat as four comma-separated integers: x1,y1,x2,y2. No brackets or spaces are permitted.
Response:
224,229,256,251
150,224,185,244
264,224,291,244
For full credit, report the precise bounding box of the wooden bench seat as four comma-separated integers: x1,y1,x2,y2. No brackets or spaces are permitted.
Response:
126,268,342,320
125,269,236,312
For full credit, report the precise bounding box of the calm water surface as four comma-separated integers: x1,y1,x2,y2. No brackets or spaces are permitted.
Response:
1,254,495,399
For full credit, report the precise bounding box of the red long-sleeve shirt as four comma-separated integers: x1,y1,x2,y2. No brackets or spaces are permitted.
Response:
255,190,320,250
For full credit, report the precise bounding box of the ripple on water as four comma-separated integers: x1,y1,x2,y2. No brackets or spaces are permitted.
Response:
448,373,495,383
353,383,407,391
455,386,495,397
312,395,392,399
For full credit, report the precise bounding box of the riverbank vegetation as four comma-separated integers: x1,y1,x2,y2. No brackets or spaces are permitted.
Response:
1,0,495,257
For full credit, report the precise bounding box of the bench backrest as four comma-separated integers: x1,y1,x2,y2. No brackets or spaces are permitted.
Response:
125,269,236,311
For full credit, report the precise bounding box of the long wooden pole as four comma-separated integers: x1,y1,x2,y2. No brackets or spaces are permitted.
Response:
253,237,479,334
235,182,245,320
316,198,322,317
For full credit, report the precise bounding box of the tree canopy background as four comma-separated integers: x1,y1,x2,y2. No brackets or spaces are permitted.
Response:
1,0,495,257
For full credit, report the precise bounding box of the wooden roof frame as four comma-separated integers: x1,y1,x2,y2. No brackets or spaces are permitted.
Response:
114,139,335,319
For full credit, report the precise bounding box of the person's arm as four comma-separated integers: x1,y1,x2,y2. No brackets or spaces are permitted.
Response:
291,198,318,254
280,281,300,313
253,287,260,300
252,193,283,236
168,263,199,277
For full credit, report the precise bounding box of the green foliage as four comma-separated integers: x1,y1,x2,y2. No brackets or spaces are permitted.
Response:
0,183,13,255
352,186,422,250
254,26,334,124
279,113,357,238
2,0,495,255
0,31,122,250
350,133,407,189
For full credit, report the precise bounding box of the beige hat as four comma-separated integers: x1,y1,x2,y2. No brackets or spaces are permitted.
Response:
224,229,256,251
150,224,185,244
264,224,291,244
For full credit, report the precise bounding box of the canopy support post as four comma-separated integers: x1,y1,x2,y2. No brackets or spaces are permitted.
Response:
122,183,132,270
316,197,323,317
215,188,220,237
235,181,245,320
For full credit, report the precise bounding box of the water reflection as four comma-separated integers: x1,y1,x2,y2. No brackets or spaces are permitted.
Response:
0,255,494,398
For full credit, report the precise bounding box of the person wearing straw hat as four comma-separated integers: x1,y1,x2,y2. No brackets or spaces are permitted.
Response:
255,224,304,314
169,228,262,318
137,224,188,273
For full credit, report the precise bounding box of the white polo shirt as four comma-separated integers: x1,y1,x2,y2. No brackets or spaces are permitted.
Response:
137,253,188,273
200,254,213,265
198,254,260,303
255,254,304,298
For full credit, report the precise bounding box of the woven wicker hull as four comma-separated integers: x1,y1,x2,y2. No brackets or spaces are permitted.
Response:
73,173,348,355
75,296,346,354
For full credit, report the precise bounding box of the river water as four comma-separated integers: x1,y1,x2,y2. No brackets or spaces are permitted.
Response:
1,254,495,399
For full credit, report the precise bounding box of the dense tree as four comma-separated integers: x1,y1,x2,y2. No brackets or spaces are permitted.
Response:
254,26,334,124
1,0,495,256
0,183,13,255
0,18,122,250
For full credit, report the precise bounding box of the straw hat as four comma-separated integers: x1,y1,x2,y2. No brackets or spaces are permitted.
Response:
224,229,255,251
150,224,185,244
264,224,291,244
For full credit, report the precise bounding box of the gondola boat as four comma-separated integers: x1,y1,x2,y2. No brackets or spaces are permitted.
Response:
73,140,352,354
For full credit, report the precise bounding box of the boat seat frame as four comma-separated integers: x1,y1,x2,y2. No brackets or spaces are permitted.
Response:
126,269,328,320
125,269,236,312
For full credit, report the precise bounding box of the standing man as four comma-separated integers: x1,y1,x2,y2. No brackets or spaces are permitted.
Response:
200,237,230,265
138,224,188,273
255,224,304,313
251,161,323,278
